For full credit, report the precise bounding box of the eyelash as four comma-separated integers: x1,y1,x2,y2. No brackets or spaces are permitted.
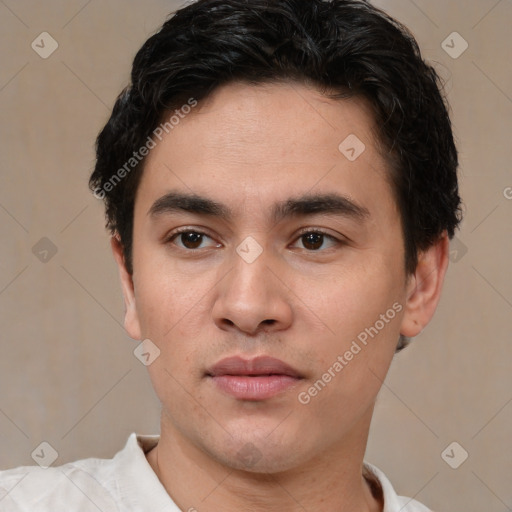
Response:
165,227,343,251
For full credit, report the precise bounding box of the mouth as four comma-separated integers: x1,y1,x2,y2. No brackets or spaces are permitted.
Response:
206,355,304,400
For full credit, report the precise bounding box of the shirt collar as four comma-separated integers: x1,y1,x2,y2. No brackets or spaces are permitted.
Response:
129,434,409,512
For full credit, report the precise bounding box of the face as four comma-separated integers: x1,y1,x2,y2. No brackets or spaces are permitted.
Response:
113,81,445,473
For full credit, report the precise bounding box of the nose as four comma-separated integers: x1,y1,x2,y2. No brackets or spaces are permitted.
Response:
212,244,293,335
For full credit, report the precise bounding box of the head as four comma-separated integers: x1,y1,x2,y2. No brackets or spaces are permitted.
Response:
89,0,461,473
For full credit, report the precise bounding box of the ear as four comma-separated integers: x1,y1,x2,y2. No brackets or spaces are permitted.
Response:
110,235,142,341
400,231,450,337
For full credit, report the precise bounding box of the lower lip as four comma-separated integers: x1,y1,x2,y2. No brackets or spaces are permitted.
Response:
209,375,301,400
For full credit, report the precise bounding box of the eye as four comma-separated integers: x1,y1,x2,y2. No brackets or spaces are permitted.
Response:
291,230,341,251
167,229,220,250
166,228,341,252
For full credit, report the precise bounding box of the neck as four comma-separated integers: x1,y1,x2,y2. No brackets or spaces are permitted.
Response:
145,410,383,512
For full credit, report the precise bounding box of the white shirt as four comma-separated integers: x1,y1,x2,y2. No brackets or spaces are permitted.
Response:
0,433,432,511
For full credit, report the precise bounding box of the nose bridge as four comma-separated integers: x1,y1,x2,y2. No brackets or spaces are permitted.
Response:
213,236,292,333
226,238,274,306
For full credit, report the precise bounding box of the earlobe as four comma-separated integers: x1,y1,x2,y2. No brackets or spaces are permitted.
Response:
110,235,142,341
400,232,450,338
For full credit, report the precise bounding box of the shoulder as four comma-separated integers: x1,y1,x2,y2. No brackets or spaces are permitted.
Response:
0,457,121,511
0,433,164,511
0,435,149,511
363,461,434,512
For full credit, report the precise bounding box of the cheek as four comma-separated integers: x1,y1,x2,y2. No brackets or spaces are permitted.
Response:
310,260,402,340
133,249,210,338
299,260,403,398
132,258,217,385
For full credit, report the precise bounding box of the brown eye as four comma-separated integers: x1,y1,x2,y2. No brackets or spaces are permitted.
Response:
169,230,216,250
179,231,204,249
293,230,340,251
302,232,324,250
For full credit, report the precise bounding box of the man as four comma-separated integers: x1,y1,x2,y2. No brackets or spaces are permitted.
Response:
0,0,461,510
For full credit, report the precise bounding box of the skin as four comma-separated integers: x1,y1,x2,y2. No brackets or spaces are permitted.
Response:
111,81,449,512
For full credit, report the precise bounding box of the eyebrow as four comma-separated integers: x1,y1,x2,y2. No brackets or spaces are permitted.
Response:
148,190,370,224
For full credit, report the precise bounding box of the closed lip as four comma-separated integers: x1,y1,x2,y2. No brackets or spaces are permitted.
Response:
206,355,303,378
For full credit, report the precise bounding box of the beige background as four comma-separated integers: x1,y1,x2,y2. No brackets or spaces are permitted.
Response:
0,0,511,510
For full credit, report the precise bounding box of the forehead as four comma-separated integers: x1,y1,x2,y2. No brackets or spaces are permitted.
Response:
135,81,396,226
166,81,379,163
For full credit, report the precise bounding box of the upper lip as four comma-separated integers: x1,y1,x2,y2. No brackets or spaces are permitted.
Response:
206,356,302,378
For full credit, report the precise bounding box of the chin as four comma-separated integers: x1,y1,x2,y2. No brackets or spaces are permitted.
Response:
210,432,311,474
